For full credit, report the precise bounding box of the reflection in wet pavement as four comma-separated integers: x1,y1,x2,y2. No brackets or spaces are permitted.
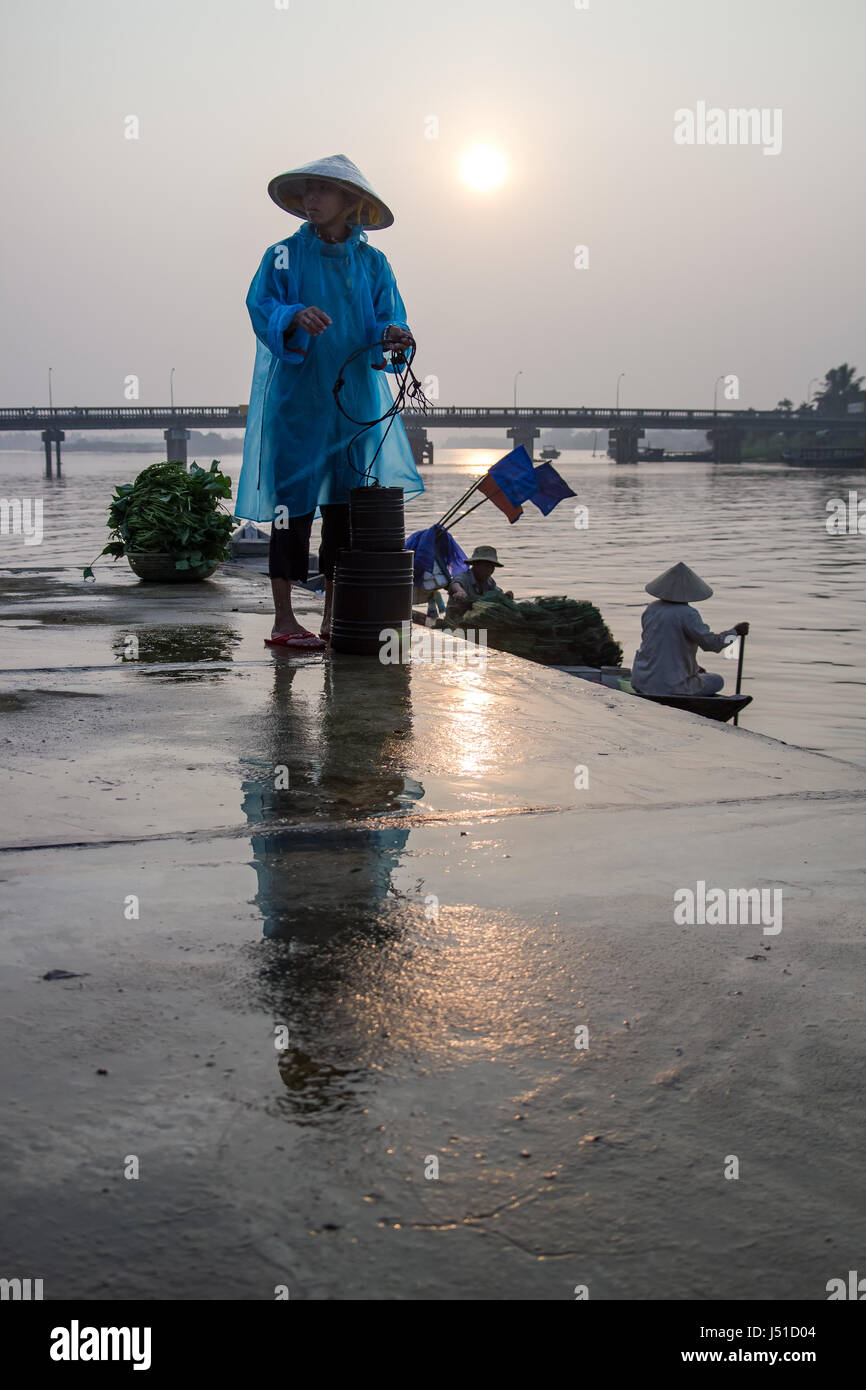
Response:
111,624,242,679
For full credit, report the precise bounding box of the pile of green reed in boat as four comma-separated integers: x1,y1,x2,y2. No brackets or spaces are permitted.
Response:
444,590,623,667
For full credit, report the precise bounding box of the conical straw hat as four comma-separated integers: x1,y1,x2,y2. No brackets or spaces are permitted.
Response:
267,153,394,229
645,561,713,602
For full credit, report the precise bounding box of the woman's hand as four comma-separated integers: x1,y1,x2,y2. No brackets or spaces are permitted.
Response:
383,325,415,349
292,306,332,336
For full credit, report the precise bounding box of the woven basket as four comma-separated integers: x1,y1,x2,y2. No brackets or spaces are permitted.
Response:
127,553,220,583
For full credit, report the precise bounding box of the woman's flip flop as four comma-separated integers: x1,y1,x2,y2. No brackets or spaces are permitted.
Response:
265,631,327,650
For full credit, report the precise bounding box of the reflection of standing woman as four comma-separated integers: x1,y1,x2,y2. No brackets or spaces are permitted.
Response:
236,154,424,649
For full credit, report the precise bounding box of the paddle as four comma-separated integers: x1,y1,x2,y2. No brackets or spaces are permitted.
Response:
733,631,747,726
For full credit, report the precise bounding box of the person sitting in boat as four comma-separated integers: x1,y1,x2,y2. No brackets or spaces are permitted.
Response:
445,545,507,623
630,562,749,697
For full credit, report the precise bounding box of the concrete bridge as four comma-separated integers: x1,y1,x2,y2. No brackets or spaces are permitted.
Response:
0,404,855,473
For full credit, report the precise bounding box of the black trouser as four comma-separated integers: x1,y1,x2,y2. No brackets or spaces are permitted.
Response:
268,504,351,583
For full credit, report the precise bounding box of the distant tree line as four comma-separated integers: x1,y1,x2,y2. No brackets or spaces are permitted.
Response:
776,363,865,415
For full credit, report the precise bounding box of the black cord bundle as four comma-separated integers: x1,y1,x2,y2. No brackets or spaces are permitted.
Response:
332,335,434,486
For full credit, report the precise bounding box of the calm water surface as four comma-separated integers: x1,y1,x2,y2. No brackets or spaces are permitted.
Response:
1,447,864,764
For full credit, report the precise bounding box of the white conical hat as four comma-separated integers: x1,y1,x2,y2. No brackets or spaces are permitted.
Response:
267,154,394,229
645,561,713,602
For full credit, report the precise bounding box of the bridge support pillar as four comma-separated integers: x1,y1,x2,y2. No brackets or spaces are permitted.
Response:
164,426,191,467
404,424,433,468
506,425,540,459
41,428,65,477
608,427,642,463
710,427,743,463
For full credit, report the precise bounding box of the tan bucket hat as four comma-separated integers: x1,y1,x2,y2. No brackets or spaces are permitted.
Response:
267,153,394,230
645,561,712,602
468,545,503,567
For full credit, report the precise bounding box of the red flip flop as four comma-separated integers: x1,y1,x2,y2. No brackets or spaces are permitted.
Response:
265,631,326,650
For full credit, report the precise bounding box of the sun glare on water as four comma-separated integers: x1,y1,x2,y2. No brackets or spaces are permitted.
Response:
459,145,507,192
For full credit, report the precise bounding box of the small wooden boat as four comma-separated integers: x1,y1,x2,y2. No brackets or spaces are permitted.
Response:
538,446,561,461
556,665,752,723
634,690,751,722
409,616,752,722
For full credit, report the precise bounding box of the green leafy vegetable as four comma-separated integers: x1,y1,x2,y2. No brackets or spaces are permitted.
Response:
83,460,237,579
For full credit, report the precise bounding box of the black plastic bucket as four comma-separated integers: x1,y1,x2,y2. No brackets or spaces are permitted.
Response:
349,486,406,553
330,548,414,656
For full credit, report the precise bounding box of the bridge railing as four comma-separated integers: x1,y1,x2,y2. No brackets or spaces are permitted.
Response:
0,406,241,421
0,405,853,427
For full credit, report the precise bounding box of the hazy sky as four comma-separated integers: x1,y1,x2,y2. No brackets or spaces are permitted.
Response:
2,0,864,414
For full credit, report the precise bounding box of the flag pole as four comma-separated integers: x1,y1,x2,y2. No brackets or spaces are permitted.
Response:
437,474,486,528
440,492,494,531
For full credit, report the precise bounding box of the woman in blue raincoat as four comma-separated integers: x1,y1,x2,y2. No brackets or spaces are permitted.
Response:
236,154,424,648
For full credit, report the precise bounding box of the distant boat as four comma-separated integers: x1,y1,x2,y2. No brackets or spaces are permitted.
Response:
637,446,665,461
782,446,865,465
538,446,560,461
663,450,714,462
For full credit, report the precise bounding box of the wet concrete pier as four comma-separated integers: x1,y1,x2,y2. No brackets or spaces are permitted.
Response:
0,565,864,1299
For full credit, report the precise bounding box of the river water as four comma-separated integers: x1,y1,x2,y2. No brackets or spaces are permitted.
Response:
1,446,864,764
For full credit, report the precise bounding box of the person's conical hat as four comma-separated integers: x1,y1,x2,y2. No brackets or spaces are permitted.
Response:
267,154,394,229
645,561,713,602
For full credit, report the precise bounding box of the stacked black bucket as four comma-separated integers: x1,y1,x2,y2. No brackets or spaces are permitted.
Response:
330,487,414,655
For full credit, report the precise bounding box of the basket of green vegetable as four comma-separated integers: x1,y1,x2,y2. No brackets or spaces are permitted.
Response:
84,460,237,582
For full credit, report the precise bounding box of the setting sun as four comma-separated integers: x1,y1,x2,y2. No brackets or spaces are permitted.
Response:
458,144,507,192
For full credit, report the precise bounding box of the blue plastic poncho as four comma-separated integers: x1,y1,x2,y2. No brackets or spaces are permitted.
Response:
235,220,425,522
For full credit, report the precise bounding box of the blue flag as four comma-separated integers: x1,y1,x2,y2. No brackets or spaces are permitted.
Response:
488,445,538,506
526,462,577,515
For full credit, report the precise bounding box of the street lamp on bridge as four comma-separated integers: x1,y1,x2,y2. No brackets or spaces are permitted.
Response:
48,367,53,410
170,368,176,411
616,372,625,410
513,370,523,408
713,374,728,412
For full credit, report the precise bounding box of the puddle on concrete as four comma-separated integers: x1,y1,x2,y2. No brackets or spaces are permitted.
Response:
111,625,241,668
0,688,101,712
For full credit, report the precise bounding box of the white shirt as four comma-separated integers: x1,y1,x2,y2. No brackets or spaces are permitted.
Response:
631,600,736,695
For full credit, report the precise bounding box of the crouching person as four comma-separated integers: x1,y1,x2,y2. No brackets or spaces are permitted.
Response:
445,545,505,624
631,562,749,697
